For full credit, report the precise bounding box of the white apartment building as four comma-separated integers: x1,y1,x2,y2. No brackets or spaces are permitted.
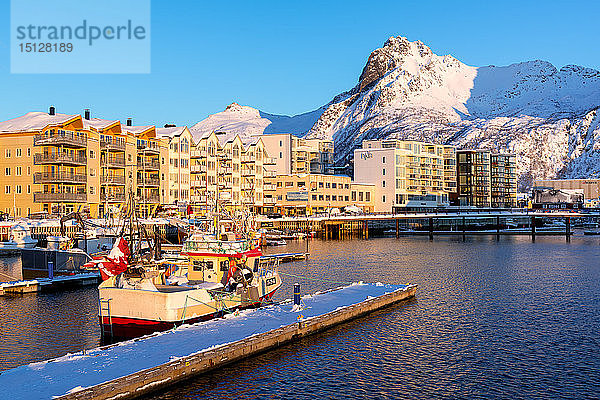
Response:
354,139,457,212
261,133,334,176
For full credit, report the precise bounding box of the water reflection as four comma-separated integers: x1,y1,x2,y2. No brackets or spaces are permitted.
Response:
0,236,599,398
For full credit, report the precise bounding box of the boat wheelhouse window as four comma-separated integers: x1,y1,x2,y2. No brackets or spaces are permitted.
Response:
193,260,214,271
220,260,229,271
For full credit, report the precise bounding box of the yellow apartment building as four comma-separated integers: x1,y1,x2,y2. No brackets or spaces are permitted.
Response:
272,174,375,216
0,108,170,218
157,126,192,208
189,131,277,216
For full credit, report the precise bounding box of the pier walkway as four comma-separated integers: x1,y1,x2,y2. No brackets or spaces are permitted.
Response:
0,282,416,399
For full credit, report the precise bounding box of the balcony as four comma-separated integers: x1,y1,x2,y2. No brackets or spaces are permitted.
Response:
34,192,87,203
137,141,160,154
241,168,254,177
190,149,207,158
222,166,233,175
102,193,126,202
263,157,277,165
190,195,207,203
241,154,254,163
33,132,87,148
137,159,160,170
263,183,276,191
137,177,160,187
241,183,254,190
264,170,276,178
190,164,207,173
103,156,126,168
139,195,160,204
264,197,276,205
100,139,126,152
33,172,87,184
34,153,87,166
101,175,126,185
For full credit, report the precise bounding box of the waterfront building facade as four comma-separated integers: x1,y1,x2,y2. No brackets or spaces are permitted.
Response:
457,150,517,208
354,139,456,212
0,108,170,218
157,126,192,208
189,131,277,215
272,174,375,216
260,133,334,175
533,178,600,204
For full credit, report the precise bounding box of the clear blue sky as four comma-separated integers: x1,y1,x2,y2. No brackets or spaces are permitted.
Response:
0,0,598,127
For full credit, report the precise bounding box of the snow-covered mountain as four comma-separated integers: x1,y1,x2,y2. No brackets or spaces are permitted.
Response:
189,103,322,140
304,36,600,188
191,37,600,188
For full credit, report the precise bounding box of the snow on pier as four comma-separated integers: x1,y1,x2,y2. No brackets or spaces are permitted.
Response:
0,282,416,399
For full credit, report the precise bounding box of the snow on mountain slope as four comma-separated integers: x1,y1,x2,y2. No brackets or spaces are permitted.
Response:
189,103,323,141
304,36,600,188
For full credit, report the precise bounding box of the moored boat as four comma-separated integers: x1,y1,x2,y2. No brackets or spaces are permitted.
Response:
98,231,282,340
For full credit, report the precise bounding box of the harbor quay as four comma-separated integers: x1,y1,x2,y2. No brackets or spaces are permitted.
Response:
0,283,416,399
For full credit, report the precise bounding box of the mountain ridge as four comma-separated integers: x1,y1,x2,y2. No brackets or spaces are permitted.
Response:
190,36,600,188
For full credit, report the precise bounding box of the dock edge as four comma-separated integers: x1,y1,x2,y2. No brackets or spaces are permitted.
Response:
59,284,417,400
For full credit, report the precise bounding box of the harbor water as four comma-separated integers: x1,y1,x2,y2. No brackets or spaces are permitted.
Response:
1,235,599,399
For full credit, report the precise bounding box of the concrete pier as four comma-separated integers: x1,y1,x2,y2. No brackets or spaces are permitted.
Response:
1,283,416,399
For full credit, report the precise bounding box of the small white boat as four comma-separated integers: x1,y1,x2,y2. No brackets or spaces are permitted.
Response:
0,224,38,255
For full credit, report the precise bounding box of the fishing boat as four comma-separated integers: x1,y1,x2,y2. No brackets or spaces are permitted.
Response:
96,200,282,340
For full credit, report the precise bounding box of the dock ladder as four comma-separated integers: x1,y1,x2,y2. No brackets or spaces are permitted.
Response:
99,298,113,339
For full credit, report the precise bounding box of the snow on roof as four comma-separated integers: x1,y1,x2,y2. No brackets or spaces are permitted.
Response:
156,126,187,138
122,125,154,135
0,112,79,133
83,118,120,132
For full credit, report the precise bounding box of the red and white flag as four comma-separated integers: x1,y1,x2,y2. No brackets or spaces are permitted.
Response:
83,237,130,280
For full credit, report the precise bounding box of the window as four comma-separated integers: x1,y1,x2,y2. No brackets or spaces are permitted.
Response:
5,186,10,194
89,150,95,158
351,191,356,201
382,195,386,203
312,195,317,200
27,185,31,194
382,181,386,188
27,148,31,157
382,156,386,163
319,182,324,188
279,140,283,147
279,152,283,158
332,183,337,188
27,166,31,176
5,168,10,176
16,185,22,194
90,187,95,195
382,168,386,176
16,167,22,176
5,149,10,158
365,192,370,202
16,149,22,157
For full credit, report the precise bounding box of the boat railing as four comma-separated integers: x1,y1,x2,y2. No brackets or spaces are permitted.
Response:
183,238,253,254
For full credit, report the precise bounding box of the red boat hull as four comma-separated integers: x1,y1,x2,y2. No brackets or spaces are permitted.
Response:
100,290,276,341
